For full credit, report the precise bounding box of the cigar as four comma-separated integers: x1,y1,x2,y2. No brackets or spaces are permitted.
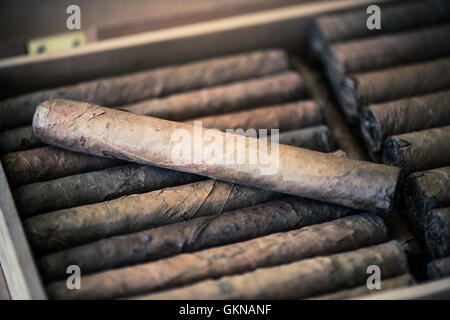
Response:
184,101,322,132
425,207,450,259
361,90,450,152
46,214,387,299
358,277,450,300
311,0,450,55
404,166,450,234
1,146,123,187
0,49,289,130
36,197,359,278
120,72,305,121
136,241,408,300
33,99,400,212
339,57,450,122
427,257,450,280
278,125,338,152
309,274,415,300
14,164,205,217
323,24,450,89
0,125,43,154
383,126,450,175
25,180,282,252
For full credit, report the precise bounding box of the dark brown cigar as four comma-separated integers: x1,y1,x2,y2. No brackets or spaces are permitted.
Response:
425,207,450,259
0,125,43,154
311,0,450,55
121,71,305,121
25,180,282,252
32,99,400,212
184,101,322,132
137,241,409,300
361,90,450,152
278,125,338,152
427,257,450,280
46,214,387,299
404,166,450,234
383,126,450,175
309,274,415,300
323,24,450,89
0,49,289,130
339,57,450,122
36,197,359,278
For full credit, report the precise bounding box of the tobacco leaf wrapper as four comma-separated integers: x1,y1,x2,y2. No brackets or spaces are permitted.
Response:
310,0,450,55
137,241,409,300
46,214,387,299
404,166,450,234
427,257,450,280
278,125,338,152
0,49,289,130
339,58,450,122
361,90,450,152
32,99,400,212
383,126,450,175
25,180,281,252
121,71,305,121
425,207,450,259
37,197,359,279
0,125,43,154
309,274,415,300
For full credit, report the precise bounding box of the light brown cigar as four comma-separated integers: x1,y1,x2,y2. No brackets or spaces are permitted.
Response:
309,274,415,300
36,197,359,279
33,99,400,212
278,125,338,152
361,90,450,152
184,101,322,132
0,49,289,130
14,164,205,217
25,180,281,252
425,207,450,259
136,241,408,300
0,125,43,154
311,0,450,55
1,146,123,187
339,57,450,122
383,126,450,175
404,166,450,234
121,72,305,121
427,257,450,280
358,277,450,300
324,24,450,89
47,214,387,299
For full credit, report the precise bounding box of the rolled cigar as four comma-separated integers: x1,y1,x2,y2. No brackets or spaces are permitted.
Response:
383,126,450,175
33,99,400,212
47,214,387,299
427,257,450,280
361,90,450,152
324,24,450,88
121,72,305,121
339,57,450,122
37,197,359,278
404,166,450,234
14,164,205,217
185,101,322,132
425,207,450,259
358,277,450,300
25,180,281,252
0,125,43,154
309,274,415,300
1,146,123,187
311,0,450,54
0,49,289,130
137,241,408,300
278,125,338,152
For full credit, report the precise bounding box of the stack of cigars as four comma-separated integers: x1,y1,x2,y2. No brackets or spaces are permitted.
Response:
313,0,450,287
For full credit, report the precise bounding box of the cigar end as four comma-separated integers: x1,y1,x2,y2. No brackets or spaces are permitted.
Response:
32,99,56,138
360,107,383,153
